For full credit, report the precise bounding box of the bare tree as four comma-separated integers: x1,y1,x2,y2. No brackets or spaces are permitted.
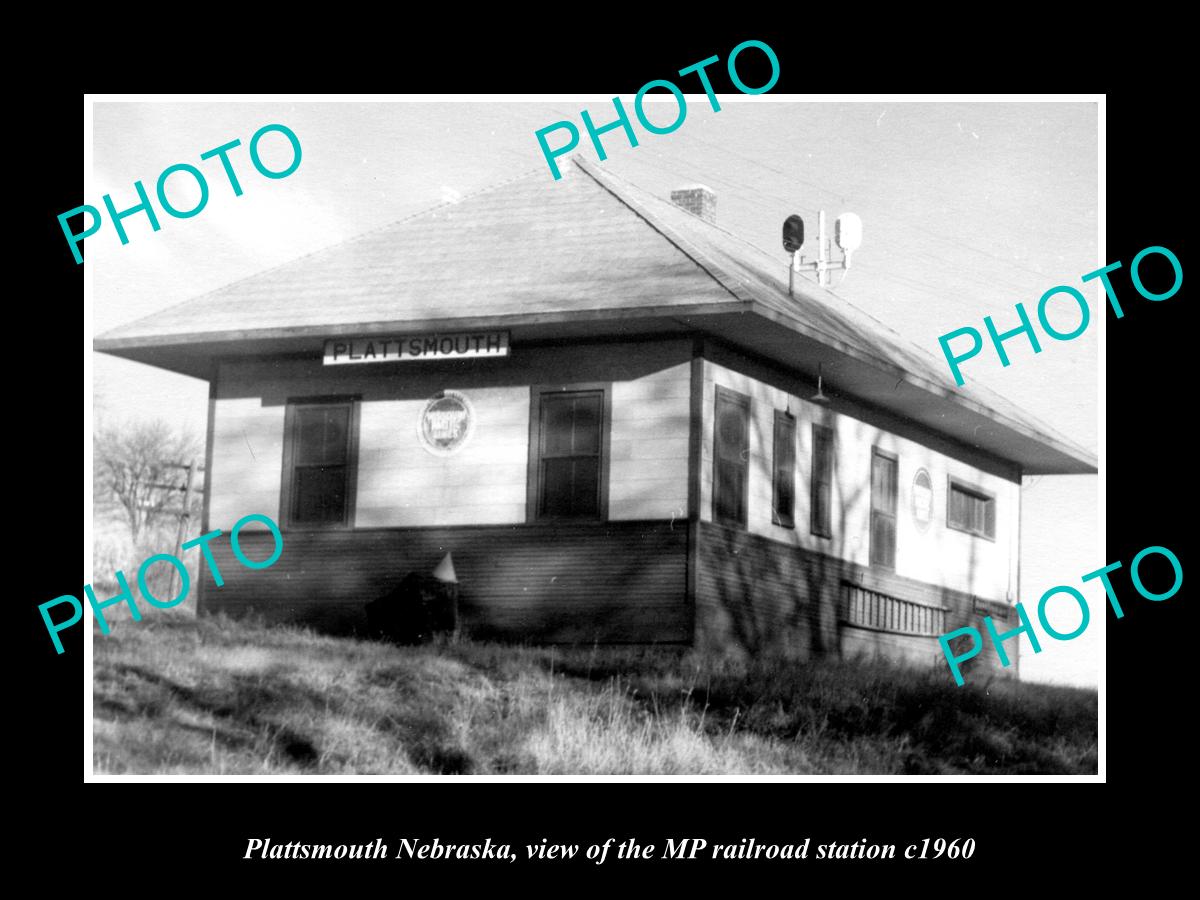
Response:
94,420,201,544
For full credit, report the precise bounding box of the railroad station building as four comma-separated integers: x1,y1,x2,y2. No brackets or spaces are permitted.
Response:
95,157,1097,678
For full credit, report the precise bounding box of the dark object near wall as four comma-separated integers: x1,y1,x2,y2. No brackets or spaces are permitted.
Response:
365,572,459,644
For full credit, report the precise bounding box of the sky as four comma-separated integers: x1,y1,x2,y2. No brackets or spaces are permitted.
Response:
89,98,1100,687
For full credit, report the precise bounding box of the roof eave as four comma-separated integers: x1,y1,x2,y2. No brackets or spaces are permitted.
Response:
93,303,1096,476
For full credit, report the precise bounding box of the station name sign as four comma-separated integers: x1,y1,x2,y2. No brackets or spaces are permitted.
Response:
323,331,510,365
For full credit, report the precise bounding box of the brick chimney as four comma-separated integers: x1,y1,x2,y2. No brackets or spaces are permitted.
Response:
670,185,716,224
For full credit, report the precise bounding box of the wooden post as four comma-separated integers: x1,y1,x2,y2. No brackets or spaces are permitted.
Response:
171,460,197,603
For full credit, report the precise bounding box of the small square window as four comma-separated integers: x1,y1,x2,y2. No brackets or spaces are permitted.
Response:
948,478,996,540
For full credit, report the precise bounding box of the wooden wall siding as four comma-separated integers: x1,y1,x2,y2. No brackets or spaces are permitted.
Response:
694,522,1018,679
208,397,286,530
199,521,690,644
356,386,529,527
609,361,690,521
209,341,693,531
699,356,1020,604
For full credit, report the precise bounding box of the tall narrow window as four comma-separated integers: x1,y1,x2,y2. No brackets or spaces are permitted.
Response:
533,389,606,519
810,424,834,537
713,387,750,528
772,410,796,528
870,448,898,568
282,398,359,528
948,478,996,539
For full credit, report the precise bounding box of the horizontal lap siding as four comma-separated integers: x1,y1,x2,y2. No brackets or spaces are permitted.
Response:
209,399,285,530
695,522,1018,679
700,355,1020,606
356,387,528,527
696,523,838,658
201,521,689,644
211,342,694,532
608,362,690,521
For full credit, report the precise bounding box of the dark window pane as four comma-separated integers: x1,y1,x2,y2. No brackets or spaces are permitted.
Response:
296,409,325,464
949,483,995,538
293,465,346,524
714,391,749,527
716,407,747,457
871,453,898,567
571,396,602,455
773,414,795,526
537,391,604,519
948,487,964,528
871,454,897,515
871,513,896,568
540,458,574,516
541,397,576,457
813,489,828,536
775,478,794,521
715,459,745,524
295,405,348,466
811,426,833,536
814,430,832,482
571,457,600,515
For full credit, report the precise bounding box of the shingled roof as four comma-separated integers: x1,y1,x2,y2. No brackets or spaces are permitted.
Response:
95,156,1096,475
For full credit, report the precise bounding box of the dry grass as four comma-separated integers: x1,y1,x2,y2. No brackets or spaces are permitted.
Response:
93,615,1098,775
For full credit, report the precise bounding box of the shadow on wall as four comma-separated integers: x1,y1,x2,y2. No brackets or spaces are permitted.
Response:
707,409,994,680
707,409,871,660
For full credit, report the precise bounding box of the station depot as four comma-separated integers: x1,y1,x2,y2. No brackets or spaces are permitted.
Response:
95,157,1096,677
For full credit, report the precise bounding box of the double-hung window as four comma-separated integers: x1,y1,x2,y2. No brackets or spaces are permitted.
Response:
530,387,608,520
810,424,834,538
772,410,796,528
713,387,750,528
281,398,360,528
870,448,898,568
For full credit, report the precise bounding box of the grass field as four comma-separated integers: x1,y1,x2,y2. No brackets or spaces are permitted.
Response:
93,614,1098,775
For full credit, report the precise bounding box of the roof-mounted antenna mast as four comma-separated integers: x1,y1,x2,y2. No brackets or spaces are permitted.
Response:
782,211,863,295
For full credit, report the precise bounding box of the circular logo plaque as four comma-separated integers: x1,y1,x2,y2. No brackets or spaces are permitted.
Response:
912,468,933,531
418,390,475,456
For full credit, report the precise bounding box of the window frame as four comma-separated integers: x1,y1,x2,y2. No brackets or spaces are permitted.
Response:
771,409,796,529
809,423,835,538
946,476,997,541
869,446,899,570
526,383,612,523
712,385,751,529
279,395,361,531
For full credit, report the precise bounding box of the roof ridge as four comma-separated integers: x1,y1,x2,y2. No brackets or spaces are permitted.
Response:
572,160,1093,463
573,158,927,362
583,158,923,349
570,157,756,305
97,165,548,340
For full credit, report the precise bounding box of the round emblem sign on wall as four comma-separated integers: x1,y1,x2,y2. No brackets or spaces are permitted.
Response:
912,468,933,531
418,390,475,456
